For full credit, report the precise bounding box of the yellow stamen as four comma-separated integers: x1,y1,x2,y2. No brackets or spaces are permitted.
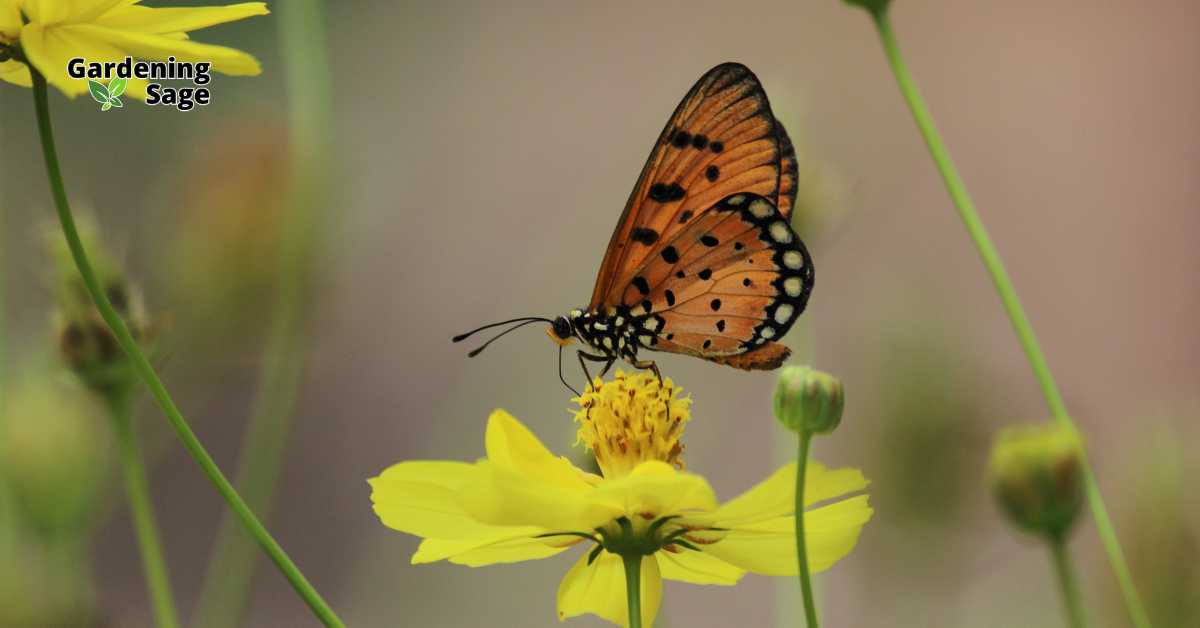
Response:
573,370,691,478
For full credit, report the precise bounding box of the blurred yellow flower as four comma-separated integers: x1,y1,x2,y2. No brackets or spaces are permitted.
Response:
369,372,872,627
0,0,267,97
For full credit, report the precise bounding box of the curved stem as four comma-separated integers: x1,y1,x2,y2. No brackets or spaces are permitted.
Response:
621,553,644,628
192,2,331,626
109,392,181,628
794,432,819,627
1050,537,1089,628
29,68,344,628
867,9,1151,628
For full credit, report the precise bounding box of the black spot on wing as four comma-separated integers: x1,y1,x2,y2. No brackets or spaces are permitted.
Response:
661,246,679,264
649,182,686,203
631,227,659,245
670,129,692,148
632,276,650,295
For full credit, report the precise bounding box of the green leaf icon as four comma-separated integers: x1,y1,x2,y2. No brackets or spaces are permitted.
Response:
88,79,110,104
101,101,112,112
108,76,128,99
108,97,124,108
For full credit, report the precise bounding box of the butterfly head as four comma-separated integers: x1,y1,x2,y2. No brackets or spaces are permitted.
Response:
547,315,576,347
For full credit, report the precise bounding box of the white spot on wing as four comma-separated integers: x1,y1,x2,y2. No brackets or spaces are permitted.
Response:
749,198,773,219
783,250,803,270
761,326,776,339
783,277,803,297
728,194,746,206
774,304,795,324
769,221,792,244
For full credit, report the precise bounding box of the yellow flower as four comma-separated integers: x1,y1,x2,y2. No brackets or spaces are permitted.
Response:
0,0,267,97
369,371,872,627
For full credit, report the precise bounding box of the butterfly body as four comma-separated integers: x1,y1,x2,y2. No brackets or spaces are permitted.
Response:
458,63,814,388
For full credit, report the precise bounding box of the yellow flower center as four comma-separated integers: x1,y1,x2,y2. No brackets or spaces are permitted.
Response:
573,370,691,479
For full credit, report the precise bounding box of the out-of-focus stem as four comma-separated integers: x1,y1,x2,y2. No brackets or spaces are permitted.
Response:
109,392,181,628
29,60,344,628
191,1,332,627
864,7,1151,627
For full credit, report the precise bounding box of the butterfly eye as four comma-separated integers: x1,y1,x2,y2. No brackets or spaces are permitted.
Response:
552,317,573,339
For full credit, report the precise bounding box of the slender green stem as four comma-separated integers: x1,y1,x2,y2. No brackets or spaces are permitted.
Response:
28,68,344,628
866,9,1151,628
108,392,181,628
621,553,644,628
794,431,820,628
1050,536,1089,628
192,3,330,626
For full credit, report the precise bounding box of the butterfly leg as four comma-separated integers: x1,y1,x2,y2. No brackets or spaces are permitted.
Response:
576,350,612,394
630,359,671,422
630,359,663,386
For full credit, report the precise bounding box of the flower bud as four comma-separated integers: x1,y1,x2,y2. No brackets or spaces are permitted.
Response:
773,365,844,435
47,218,152,397
0,376,113,538
988,423,1084,540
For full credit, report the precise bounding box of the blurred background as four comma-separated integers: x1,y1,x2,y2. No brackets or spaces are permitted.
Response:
1,1,1198,626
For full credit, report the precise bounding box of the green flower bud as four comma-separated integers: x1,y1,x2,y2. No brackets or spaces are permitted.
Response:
988,423,1085,541
0,376,113,538
773,365,844,435
47,218,152,398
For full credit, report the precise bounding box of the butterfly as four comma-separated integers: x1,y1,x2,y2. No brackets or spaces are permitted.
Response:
454,62,814,393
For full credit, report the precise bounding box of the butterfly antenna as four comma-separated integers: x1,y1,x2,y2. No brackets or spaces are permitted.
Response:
452,316,550,343
463,318,552,357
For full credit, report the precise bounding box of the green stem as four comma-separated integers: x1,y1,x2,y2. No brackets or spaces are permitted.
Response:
108,392,181,628
1050,536,1089,628
867,8,1151,628
28,68,344,628
794,431,819,628
192,2,330,626
622,553,644,628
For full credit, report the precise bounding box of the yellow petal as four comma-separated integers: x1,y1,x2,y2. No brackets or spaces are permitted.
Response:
706,461,868,526
655,549,744,585
413,533,568,567
557,551,662,627
0,61,32,87
590,461,718,518
69,23,262,75
701,495,873,576
369,461,532,540
485,410,592,493
1,1,20,38
457,461,623,533
70,0,133,23
95,3,268,34
20,0,71,25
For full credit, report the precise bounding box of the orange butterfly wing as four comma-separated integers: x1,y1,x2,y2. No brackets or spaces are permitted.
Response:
588,64,809,369
623,194,812,369
588,62,799,311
